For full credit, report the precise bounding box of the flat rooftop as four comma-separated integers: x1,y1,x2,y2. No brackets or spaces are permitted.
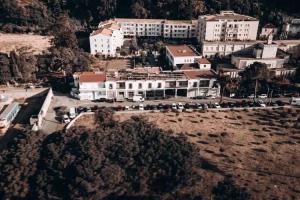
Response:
202,11,258,21
166,45,200,57
114,18,197,25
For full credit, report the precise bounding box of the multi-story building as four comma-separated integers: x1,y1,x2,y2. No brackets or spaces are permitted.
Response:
198,10,259,42
231,36,290,69
113,18,198,39
165,45,202,68
71,68,220,101
89,22,124,56
202,40,257,58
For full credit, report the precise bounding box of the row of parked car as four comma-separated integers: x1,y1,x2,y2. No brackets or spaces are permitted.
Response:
61,100,288,124
110,100,286,112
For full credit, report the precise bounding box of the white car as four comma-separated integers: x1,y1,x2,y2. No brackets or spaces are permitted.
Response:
177,103,184,110
214,102,221,108
125,105,131,110
248,94,255,99
62,114,71,124
258,94,268,99
258,100,266,107
69,107,76,119
172,103,177,110
139,104,144,111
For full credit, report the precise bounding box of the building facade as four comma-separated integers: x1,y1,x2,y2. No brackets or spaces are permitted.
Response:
113,18,198,39
71,69,220,101
198,11,259,42
90,22,124,56
231,36,290,69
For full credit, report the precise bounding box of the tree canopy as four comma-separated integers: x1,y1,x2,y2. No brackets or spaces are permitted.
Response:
0,109,205,199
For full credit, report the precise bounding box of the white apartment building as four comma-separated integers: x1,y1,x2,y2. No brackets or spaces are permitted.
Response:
90,22,124,56
71,68,220,101
165,45,202,68
198,10,259,42
113,18,198,39
202,40,257,57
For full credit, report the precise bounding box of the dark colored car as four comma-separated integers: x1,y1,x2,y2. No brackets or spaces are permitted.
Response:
220,102,229,108
184,103,191,109
92,98,106,103
157,103,164,110
275,100,285,106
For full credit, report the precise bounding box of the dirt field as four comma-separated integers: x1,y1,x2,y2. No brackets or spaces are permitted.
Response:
0,33,52,54
74,108,300,199
91,58,131,72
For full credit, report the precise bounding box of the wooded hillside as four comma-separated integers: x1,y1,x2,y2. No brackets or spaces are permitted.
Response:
1,0,300,33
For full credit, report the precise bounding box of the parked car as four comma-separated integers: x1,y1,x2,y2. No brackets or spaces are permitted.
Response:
220,102,229,108
290,97,300,106
69,107,76,119
139,104,144,111
258,94,268,99
214,102,221,109
133,95,145,102
184,103,191,109
177,103,184,110
84,107,92,112
62,115,70,124
125,105,131,110
275,100,285,106
157,103,164,110
92,98,106,102
257,100,266,107
77,106,85,113
248,94,255,99
202,104,208,110
172,103,177,110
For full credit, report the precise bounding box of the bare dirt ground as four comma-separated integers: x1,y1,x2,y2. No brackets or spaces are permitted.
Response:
0,33,52,54
74,108,300,200
91,58,132,72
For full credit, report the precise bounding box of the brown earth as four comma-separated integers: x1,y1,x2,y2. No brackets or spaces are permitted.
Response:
0,33,52,55
73,108,300,200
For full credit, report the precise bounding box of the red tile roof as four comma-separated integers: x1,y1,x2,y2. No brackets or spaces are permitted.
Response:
78,72,106,82
197,58,211,65
183,70,216,79
166,45,200,57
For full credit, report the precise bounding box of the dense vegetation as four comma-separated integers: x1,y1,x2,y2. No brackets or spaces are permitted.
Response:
0,109,249,199
1,0,300,33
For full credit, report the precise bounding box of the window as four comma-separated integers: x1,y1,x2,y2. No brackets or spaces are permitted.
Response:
109,84,113,89
148,83,152,89
128,83,132,89
199,80,210,87
157,83,162,88
193,82,197,88
138,83,142,89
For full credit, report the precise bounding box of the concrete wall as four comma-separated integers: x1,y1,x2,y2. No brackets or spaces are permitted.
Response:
36,88,53,129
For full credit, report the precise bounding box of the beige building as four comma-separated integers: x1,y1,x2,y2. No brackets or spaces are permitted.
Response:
111,18,198,39
90,22,124,56
198,10,259,42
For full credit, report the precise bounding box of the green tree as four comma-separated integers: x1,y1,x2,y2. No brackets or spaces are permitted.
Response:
218,73,231,103
240,62,270,99
212,178,251,200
